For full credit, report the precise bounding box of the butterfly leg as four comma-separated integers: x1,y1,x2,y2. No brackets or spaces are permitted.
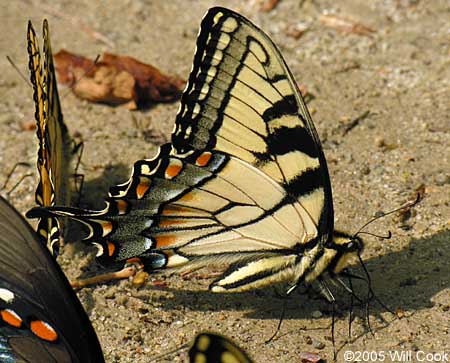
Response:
69,258,152,289
71,140,84,206
70,264,137,289
0,162,32,198
316,278,338,360
265,282,300,343
265,299,288,344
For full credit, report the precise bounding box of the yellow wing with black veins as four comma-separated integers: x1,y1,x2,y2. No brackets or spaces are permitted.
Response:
27,20,72,256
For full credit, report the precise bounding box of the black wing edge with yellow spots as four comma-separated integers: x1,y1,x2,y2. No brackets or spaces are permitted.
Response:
189,332,253,363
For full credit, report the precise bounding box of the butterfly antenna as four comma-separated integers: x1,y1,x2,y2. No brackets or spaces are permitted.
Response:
6,56,32,87
354,193,422,238
357,230,392,239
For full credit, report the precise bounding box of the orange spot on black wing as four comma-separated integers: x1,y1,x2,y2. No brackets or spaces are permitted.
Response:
116,199,128,214
30,320,58,342
195,152,212,167
136,177,151,199
165,162,182,179
154,235,178,248
107,241,116,256
1,309,22,328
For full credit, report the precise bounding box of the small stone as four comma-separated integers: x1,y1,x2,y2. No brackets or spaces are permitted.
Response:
375,137,385,147
361,165,371,175
312,340,325,349
103,289,116,299
116,295,129,304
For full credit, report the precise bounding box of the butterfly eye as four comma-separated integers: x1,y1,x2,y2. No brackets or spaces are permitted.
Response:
346,240,359,251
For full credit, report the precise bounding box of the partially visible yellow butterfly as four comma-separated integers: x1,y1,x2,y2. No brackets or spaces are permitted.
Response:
27,20,75,256
189,333,253,363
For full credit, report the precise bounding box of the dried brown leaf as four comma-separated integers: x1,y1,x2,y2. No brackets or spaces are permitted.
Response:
102,53,185,103
73,65,136,107
54,50,185,108
54,49,97,85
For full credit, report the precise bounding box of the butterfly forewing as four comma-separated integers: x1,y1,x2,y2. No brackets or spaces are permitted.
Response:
27,20,72,256
42,20,72,209
173,7,333,245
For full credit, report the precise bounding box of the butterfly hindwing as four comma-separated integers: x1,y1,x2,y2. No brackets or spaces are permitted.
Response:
27,20,72,256
0,196,104,362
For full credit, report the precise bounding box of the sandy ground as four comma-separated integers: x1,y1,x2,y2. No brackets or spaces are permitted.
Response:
1,0,449,362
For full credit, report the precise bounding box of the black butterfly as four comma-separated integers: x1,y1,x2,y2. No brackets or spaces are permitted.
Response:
0,195,105,362
189,332,253,363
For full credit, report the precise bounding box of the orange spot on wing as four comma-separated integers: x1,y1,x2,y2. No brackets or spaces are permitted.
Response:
116,199,128,214
30,320,58,342
1,309,22,327
155,235,178,248
107,241,116,256
195,152,212,167
136,178,151,199
165,161,183,179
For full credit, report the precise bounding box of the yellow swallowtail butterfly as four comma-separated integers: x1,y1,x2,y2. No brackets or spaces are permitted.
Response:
28,7,362,298
27,20,75,256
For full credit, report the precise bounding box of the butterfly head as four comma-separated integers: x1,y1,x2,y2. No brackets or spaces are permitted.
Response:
327,231,364,274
